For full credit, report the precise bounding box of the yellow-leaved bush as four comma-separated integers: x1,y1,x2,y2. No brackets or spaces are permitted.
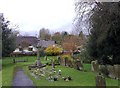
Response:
45,45,63,56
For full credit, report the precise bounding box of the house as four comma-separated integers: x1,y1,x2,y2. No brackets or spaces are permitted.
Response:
13,36,55,55
38,39,55,48
15,36,55,48
15,36,38,47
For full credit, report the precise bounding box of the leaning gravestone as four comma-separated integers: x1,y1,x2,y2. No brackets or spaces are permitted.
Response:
114,65,120,80
91,60,99,73
96,73,106,88
107,65,115,79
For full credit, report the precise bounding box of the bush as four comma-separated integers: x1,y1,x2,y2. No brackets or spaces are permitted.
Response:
45,45,63,56
61,55,73,61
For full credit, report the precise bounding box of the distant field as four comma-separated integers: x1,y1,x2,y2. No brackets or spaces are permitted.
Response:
2,56,119,87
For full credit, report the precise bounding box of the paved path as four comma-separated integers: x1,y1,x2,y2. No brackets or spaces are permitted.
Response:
13,67,35,88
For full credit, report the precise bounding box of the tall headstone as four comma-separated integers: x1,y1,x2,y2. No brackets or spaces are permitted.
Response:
64,58,67,66
57,56,61,64
51,60,55,69
91,60,99,72
96,73,106,88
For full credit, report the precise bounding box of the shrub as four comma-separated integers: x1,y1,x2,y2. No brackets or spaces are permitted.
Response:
45,45,63,56
62,55,73,61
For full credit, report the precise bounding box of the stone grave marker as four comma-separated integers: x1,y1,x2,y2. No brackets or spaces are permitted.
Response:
107,65,115,79
91,60,99,72
74,60,83,71
64,58,67,66
96,73,106,88
67,60,73,68
44,56,47,61
57,56,61,64
51,60,55,69
114,65,120,80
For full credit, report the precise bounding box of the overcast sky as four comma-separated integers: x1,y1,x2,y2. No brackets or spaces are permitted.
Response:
0,0,76,36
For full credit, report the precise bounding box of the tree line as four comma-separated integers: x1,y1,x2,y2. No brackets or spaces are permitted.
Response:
75,1,120,65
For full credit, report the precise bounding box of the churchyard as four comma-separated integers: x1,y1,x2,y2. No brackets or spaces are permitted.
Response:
2,56,119,87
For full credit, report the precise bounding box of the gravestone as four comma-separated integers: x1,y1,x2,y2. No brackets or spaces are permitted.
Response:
64,58,67,66
51,60,55,69
61,58,66,66
74,60,83,71
96,73,106,88
65,59,69,67
67,60,73,68
57,56,61,64
99,65,109,77
113,65,120,80
91,60,99,72
107,65,115,79
44,56,47,61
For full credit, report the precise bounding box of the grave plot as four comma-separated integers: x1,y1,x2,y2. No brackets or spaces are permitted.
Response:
28,66,72,82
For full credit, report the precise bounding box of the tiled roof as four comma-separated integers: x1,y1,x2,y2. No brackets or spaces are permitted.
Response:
38,40,55,48
16,36,38,47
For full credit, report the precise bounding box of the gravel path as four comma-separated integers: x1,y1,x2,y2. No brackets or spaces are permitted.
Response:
13,67,35,88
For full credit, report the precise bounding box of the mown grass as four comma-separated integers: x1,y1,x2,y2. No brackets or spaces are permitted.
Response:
2,56,119,87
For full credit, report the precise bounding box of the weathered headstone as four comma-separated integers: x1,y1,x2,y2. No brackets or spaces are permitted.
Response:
67,60,73,68
113,65,120,80
91,60,99,72
57,56,61,64
44,56,47,61
107,65,115,79
99,65,109,76
74,60,83,71
96,73,106,88
61,58,66,66
64,58,67,66
51,60,55,69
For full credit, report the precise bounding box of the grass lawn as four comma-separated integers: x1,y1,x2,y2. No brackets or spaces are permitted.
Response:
2,56,119,87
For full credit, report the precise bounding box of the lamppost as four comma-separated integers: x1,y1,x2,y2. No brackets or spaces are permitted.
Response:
36,43,42,67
